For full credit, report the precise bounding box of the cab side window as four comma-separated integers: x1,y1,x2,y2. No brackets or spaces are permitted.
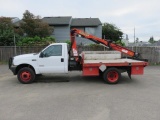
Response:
42,45,62,57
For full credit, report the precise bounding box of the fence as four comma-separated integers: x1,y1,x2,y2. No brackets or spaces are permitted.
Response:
0,46,160,64
126,46,160,64
0,46,45,62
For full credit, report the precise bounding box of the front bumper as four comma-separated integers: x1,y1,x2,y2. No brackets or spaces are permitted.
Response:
9,66,17,75
8,57,17,75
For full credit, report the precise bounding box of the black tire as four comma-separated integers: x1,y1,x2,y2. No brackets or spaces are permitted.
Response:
103,67,121,84
17,67,35,84
99,70,103,78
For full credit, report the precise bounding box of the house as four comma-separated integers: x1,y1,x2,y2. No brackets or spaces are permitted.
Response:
42,16,72,42
0,17,21,28
13,20,24,30
71,18,102,45
11,17,20,23
42,16,102,44
140,41,152,46
153,40,160,46
12,16,102,44
128,41,152,47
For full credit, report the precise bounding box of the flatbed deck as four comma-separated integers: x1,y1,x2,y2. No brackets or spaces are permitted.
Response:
83,58,148,67
84,58,145,64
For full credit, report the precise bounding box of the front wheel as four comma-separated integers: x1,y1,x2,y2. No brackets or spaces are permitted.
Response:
103,68,121,84
17,67,35,84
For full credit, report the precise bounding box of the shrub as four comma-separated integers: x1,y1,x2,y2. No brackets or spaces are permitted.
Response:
65,40,71,45
17,36,55,46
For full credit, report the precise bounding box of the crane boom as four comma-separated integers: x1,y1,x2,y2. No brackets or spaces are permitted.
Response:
70,28,139,61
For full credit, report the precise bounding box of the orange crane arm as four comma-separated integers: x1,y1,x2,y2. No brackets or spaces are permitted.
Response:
70,28,138,60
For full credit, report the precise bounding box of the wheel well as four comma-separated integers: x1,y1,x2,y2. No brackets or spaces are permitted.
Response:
15,64,35,75
99,66,131,73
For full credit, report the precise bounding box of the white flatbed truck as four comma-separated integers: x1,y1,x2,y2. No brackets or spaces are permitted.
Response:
9,29,148,84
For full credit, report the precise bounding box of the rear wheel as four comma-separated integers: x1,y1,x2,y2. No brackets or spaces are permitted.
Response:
17,67,35,84
103,68,121,84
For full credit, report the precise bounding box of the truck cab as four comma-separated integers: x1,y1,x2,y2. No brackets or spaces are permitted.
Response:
9,43,69,83
38,43,68,74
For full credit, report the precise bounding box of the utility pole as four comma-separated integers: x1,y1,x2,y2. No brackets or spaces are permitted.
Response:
134,27,135,46
14,34,17,55
136,37,139,53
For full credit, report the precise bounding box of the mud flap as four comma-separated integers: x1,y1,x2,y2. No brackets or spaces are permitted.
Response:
127,67,131,79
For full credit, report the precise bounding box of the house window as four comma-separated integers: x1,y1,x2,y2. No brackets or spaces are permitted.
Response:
85,27,96,35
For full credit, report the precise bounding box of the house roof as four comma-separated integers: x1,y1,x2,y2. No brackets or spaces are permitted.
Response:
128,42,152,47
42,16,72,25
153,40,160,46
13,20,24,27
71,18,102,27
11,17,20,23
0,17,20,24
12,16,102,28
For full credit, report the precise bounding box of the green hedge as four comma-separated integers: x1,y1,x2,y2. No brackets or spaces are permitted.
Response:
17,36,55,46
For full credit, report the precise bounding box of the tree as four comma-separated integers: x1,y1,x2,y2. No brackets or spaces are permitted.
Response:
19,10,53,38
0,17,18,46
148,36,156,44
102,23,123,42
115,40,125,46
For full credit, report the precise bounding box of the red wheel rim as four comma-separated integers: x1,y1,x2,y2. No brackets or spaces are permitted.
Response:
20,71,31,82
107,71,119,82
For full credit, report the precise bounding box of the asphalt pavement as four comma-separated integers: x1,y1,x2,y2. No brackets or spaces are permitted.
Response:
0,65,160,120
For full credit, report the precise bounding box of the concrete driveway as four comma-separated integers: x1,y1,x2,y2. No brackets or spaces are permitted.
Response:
0,65,160,120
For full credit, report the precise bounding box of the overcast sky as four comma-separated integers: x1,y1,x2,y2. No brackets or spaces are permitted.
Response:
0,0,160,42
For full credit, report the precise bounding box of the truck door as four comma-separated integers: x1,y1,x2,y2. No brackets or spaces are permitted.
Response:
37,44,65,73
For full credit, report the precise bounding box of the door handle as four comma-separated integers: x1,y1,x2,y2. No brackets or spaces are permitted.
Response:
61,58,64,62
